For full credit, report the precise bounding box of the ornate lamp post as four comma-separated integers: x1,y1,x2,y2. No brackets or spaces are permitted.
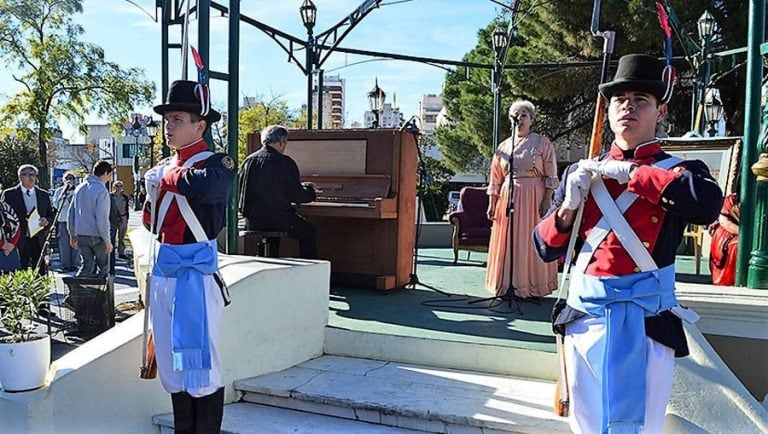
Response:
145,117,159,166
692,10,718,133
491,25,508,153
703,87,723,137
367,79,385,128
129,115,145,209
300,0,317,130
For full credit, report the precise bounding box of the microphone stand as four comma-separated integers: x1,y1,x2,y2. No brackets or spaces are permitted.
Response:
401,120,450,296
35,184,75,333
469,120,527,314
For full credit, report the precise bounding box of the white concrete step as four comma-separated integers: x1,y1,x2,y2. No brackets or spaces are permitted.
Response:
325,327,559,381
235,355,570,433
153,402,428,434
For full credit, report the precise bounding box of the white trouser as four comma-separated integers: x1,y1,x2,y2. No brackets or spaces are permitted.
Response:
150,274,224,397
565,316,675,434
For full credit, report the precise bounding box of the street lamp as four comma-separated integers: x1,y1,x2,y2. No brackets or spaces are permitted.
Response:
300,0,317,130
491,25,508,153
367,78,385,128
691,10,719,133
300,0,316,33
145,117,158,166
129,114,145,210
704,86,723,137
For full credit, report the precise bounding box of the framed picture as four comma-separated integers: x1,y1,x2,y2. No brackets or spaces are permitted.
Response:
660,137,742,269
661,137,742,194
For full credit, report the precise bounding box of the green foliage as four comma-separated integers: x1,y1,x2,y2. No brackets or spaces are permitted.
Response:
236,97,306,162
0,269,53,343
0,134,42,189
419,136,455,221
439,0,749,171
0,0,155,188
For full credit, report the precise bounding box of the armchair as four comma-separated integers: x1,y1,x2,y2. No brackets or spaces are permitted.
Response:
448,187,492,264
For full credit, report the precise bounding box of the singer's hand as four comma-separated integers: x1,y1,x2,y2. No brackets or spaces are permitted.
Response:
39,217,49,227
70,237,78,249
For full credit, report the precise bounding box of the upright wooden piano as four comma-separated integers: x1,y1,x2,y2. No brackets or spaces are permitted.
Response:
244,129,417,290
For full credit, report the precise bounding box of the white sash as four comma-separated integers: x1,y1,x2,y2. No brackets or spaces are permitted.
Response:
574,157,683,273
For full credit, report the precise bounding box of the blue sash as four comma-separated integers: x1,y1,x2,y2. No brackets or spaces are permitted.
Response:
153,240,218,390
567,265,677,434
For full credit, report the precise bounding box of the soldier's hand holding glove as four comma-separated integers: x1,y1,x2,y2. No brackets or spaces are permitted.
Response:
579,159,637,184
144,165,163,203
561,165,594,210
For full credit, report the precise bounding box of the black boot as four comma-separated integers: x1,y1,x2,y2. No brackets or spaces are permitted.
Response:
194,387,225,434
171,391,196,434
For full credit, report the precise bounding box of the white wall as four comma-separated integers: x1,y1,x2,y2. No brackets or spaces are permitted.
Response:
0,229,330,433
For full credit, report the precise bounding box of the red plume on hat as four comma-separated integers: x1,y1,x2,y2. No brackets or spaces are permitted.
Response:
153,46,220,122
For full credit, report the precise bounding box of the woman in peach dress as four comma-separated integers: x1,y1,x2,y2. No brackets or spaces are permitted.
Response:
485,100,558,298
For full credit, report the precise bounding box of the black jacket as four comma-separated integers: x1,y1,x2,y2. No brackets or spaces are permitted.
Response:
1,185,54,239
238,145,316,221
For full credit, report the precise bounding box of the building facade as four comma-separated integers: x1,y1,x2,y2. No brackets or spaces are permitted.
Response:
314,74,345,129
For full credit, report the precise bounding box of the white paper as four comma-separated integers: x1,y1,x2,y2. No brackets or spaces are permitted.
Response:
27,208,44,238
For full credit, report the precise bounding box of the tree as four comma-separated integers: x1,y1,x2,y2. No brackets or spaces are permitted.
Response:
0,134,42,189
0,0,154,188
439,0,750,172
417,135,455,221
236,96,306,162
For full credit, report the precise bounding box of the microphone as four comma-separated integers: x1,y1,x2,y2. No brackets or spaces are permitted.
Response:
510,114,520,124
64,182,75,192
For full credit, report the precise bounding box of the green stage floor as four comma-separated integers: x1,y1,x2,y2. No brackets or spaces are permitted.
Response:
328,249,711,354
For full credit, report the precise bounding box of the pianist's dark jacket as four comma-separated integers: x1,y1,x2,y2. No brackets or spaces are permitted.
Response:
239,145,316,223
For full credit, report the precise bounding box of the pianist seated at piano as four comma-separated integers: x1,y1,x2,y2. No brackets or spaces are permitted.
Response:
238,125,321,259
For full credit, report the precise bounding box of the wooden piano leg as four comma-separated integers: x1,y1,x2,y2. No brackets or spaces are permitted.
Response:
376,275,397,291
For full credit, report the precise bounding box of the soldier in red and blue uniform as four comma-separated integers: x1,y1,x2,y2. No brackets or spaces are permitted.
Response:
533,54,723,433
142,79,235,434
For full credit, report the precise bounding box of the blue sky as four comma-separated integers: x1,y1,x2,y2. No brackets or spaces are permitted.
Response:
2,0,504,140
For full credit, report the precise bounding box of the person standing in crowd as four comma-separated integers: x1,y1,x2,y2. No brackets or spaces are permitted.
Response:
53,172,80,272
68,161,113,279
485,101,559,299
0,184,21,273
238,125,320,259
110,180,131,260
533,54,723,433
1,164,54,273
143,79,235,433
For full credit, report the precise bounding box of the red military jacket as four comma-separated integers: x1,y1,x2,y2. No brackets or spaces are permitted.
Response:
533,140,723,356
142,139,236,245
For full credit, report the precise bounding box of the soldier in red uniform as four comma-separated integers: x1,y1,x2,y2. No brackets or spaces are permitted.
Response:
534,54,723,433
143,80,235,434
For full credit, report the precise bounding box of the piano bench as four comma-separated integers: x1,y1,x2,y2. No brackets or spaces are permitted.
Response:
239,230,288,257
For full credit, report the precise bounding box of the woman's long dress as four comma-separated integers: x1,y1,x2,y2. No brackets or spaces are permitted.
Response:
484,133,558,298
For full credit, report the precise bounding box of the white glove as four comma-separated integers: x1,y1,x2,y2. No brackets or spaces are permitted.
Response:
144,165,163,203
561,166,593,210
580,159,637,184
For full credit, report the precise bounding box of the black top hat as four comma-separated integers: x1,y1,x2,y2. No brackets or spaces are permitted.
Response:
599,54,667,102
153,80,222,123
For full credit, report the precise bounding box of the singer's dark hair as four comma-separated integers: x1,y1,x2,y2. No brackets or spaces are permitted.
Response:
92,160,113,177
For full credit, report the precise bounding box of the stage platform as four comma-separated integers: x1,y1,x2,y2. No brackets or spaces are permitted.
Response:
328,248,710,352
